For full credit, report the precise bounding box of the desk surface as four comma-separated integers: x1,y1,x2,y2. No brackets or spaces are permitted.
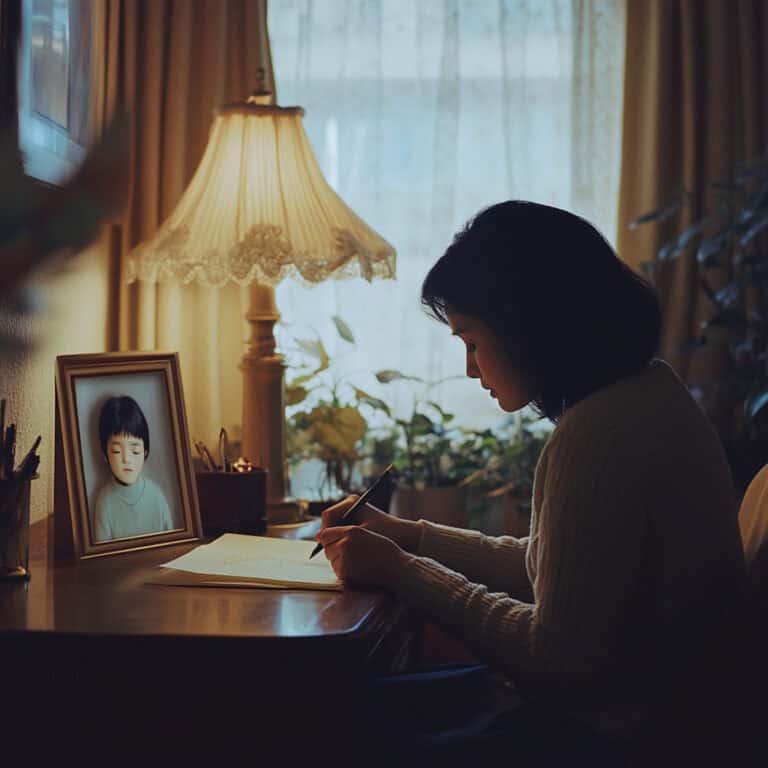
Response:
0,517,414,671
0,518,417,758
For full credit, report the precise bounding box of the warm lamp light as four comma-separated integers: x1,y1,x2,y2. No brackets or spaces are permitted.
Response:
128,90,396,522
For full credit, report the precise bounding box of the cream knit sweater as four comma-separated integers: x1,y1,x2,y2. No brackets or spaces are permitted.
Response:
390,359,747,739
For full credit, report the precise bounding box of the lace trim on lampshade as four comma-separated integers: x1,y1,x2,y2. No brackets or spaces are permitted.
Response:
126,224,397,287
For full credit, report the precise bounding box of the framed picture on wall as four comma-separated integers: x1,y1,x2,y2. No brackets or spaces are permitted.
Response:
55,352,203,560
17,0,105,185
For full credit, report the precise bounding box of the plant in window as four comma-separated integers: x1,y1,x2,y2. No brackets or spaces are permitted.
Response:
470,413,551,508
285,316,390,500
372,370,492,488
630,154,768,490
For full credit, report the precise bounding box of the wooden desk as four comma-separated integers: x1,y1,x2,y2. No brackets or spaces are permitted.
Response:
0,519,418,761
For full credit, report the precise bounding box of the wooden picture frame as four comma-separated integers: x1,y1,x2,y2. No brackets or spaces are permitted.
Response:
54,352,203,560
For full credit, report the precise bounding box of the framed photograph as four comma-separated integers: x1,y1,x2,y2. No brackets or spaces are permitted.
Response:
17,0,105,185
55,352,202,559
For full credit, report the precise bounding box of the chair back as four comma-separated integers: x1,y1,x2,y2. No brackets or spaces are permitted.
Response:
740,463,768,567
739,465,768,637
739,464,768,606
735,466,768,762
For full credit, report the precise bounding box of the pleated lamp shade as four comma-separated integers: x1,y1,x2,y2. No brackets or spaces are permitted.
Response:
127,100,396,287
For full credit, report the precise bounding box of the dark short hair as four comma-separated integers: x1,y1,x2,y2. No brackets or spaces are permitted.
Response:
98,396,150,456
421,200,661,421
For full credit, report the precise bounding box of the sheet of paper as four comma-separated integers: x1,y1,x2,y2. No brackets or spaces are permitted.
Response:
156,533,342,589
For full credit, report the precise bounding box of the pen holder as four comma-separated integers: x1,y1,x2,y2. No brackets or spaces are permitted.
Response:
0,476,34,580
195,469,267,537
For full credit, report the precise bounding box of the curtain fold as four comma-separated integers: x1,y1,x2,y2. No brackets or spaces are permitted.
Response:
617,0,768,393
102,0,275,451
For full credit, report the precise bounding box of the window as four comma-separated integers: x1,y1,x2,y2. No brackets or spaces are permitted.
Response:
269,0,626,434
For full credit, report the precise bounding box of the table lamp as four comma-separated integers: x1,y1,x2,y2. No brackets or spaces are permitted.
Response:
127,88,396,523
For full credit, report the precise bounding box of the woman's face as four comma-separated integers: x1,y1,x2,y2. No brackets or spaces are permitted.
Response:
446,310,533,412
106,432,146,485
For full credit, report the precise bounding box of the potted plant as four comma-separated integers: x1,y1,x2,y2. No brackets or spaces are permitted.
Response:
630,154,768,492
285,316,390,512
371,371,492,527
466,412,552,536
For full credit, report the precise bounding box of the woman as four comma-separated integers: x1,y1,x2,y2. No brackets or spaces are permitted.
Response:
316,201,751,766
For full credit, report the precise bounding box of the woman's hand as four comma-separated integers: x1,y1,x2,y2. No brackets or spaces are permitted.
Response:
320,495,423,553
315,524,410,587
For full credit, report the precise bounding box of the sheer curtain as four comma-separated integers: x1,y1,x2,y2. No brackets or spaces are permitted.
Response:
268,0,626,452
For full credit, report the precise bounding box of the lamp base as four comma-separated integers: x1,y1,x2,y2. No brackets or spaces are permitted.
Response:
266,497,309,525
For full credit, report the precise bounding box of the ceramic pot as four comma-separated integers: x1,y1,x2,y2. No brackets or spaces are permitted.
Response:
501,493,532,537
305,498,345,517
390,484,468,528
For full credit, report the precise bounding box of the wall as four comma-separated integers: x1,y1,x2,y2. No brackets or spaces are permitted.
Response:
0,241,109,524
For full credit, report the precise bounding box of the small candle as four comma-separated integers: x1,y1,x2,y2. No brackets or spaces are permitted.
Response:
232,457,254,473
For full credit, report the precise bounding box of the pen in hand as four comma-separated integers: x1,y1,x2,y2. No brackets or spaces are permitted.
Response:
308,463,395,560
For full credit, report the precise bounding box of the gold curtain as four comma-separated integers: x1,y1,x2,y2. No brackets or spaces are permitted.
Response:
617,0,767,396
101,0,275,451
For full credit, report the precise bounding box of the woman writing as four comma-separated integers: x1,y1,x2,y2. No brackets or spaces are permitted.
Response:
316,201,752,766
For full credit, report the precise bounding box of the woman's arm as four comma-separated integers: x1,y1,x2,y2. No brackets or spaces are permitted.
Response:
390,427,647,711
417,522,533,602
411,438,555,600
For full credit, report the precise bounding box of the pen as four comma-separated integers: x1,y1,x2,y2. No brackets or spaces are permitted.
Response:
194,440,214,471
308,463,395,560
3,422,16,479
15,435,41,479
219,427,231,472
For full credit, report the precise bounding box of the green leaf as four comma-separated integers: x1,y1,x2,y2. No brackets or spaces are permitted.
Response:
375,369,422,383
291,338,330,373
285,385,309,406
332,315,355,343
288,371,317,388
457,468,487,487
696,230,731,265
628,197,685,230
714,279,742,309
739,213,768,247
745,388,768,423
411,414,434,434
425,401,450,419
307,405,367,458
315,340,330,373
677,217,710,250
353,387,391,416
657,238,678,261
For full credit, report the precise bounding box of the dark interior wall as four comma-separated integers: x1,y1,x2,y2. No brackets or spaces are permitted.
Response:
0,0,20,143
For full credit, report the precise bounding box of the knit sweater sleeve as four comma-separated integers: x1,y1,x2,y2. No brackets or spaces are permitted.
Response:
390,422,646,710
416,521,532,600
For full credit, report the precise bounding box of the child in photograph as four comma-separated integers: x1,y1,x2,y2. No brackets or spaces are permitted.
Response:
94,395,174,542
